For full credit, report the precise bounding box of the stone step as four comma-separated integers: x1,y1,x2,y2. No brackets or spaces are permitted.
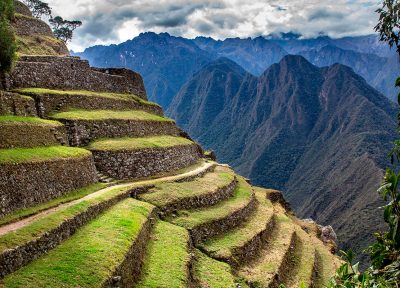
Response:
193,249,248,288
139,166,237,216
0,146,97,218
136,221,191,288
237,206,298,288
0,199,156,287
168,177,257,245
0,115,67,148
286,227,318,288
50,109,180,146
88,136,202,180
199,187,275,268
14,88,163,117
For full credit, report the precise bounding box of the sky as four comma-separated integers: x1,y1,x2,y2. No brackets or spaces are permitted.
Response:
45,0,381,52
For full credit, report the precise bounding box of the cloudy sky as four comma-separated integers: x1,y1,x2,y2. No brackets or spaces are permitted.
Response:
45,0,381,52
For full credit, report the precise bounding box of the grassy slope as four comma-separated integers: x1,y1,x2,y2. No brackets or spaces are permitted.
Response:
136,221,190,288
286,227,316,288
200,188,274,259
88,136,194,151
0,116,61,126
0,183,108,226
51,109,172,122
139,166,234,206
169,177,253,228
16,35,65,56
237,209,295,286
0,184,138,252
1,199,154,288
15,88,160,107
193,249,242,288
0,146,91,164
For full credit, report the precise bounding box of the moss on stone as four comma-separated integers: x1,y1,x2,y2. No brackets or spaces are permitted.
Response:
136,221,190,288
88,136,194,152
1,199,154,288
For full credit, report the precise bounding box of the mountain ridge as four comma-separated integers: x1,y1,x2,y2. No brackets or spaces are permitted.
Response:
168,55,397,260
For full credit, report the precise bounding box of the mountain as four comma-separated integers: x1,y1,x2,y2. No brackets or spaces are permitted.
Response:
299,45,400,101
168,55,398,259
77,33,398,105
193,36,288,75
75,32,214,108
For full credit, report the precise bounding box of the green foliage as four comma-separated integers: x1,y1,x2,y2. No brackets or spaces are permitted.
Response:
0,0,15,20
23,0,51,19
375,0,400,53
0,0,16,73
49,16,82,43
328,2,400,286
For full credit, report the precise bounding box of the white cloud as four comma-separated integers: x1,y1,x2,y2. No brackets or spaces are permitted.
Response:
45,0,381,52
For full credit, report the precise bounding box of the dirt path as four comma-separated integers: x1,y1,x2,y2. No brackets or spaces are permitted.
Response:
0,161,215,236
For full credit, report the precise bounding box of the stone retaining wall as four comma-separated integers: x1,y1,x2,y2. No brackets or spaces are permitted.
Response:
0,123,67,148
0,91,37,116
190,193,257,245
25,92,163,117
0,155,97,217
91,144,202,180
61,119,180,146
6,56,147,99
0,186,151,278
155,177,238,217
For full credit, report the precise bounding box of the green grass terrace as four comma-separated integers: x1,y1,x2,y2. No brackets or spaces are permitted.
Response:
87,136,194,151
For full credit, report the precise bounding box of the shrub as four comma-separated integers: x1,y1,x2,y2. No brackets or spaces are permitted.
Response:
0,0,16,73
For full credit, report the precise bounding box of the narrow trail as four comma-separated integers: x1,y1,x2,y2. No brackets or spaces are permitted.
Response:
0,161,215,236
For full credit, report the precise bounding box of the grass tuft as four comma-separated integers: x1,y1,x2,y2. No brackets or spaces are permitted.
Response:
87,136,194,151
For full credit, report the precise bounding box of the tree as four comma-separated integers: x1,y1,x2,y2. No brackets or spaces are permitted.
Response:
23,0,51,19
328,0,400,286
49,16,82,43
0,0,16,73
